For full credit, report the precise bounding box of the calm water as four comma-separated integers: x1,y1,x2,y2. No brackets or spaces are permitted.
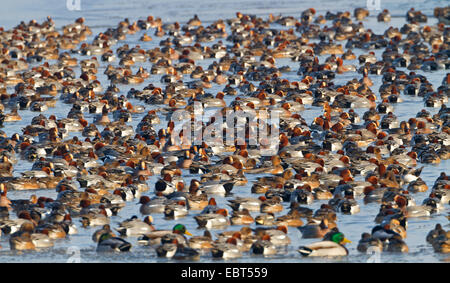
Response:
0,0,448,262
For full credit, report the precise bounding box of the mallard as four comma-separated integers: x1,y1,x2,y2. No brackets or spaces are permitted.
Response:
298,231,351,257
96,232,132,252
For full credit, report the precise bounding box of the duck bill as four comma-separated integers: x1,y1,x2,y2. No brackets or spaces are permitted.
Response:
342,238,352,244
184,230,193,236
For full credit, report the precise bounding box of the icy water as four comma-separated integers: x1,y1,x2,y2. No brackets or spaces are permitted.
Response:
0,0,448,262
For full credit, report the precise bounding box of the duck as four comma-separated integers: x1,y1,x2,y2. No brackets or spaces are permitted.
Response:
275,211,304,227
298,231,351,257
164,200,189,219
371,224,401,244
357,233,383,253
156,239,200,260
251,234,277,256
336,57,356,74
290,186,314,205
137,224,192,246
194,208,230,229
407,178,428,193
35,223,67,239
9,223,36,251
188,230,214,251
186,189,208,211
80,206,110,227
0,211,37,235
422,192,445,210
354,7,369,20
385,218,407,239
92,224,116,243
394,194,434,218
426,224,450,253
211,237,242,259
260,196,283,213
138,195,167,214
376,100,394,114
255,213,277,226
386,235,409,253
93,105,111,125
153,175,179,196
377,9,391,22
155,240,178,258
255,225,291,246
298,218,331,239
335,188,360,214
228,196,262,212
31,232,54,249
140,33,152,42
197,179,235,196
426,224,446,244
342,49,356,60
96,232,132,252
406,8,427,23
432,234,450,254
230,208,254,225
0,184,12,210
116,215,154,236
3,108,22,122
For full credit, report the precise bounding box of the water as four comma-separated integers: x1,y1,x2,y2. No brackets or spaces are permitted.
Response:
0,0,448,262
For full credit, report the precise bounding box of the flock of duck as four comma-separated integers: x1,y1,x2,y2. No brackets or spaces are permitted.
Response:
0,5,448,261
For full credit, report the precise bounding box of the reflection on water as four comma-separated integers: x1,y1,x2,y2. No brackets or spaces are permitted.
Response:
0,0,448,262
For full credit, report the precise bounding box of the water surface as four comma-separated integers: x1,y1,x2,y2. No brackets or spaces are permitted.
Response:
0,0,448,263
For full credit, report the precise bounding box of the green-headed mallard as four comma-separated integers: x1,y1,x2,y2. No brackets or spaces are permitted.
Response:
298,231,351,257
